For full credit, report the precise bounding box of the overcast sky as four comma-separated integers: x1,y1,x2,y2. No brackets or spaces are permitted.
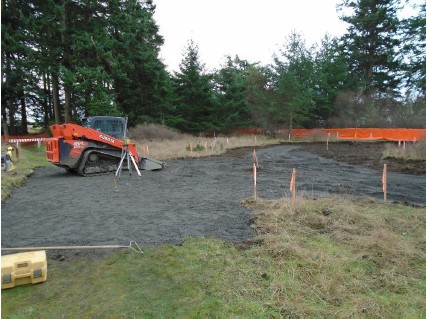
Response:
153,0,350,72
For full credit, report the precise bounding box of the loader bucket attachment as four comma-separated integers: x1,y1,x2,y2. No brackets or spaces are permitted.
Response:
139,157,165,171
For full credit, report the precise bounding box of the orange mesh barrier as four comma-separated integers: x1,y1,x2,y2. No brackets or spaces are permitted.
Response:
291,128,425,141
234,128,425,141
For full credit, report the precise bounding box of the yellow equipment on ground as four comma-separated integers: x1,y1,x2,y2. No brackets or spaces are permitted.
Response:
1,251,47,289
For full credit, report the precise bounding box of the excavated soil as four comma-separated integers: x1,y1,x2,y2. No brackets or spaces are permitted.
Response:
1,142,425,255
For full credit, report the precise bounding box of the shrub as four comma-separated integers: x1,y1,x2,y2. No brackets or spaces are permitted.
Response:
382,141,426,161
127,124,189,141
186,143,205,152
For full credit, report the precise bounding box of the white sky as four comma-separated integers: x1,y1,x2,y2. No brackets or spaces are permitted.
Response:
153,0,349,72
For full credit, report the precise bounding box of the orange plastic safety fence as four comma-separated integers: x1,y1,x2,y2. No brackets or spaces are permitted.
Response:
234,128,425,141
291,128,425,142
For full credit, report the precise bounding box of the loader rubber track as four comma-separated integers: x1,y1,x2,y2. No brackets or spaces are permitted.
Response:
76,149,125,177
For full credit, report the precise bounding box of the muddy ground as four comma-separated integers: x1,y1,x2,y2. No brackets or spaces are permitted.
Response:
299,141,426,175
1,142,425,254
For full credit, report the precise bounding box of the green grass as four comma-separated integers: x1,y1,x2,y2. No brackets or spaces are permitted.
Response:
2,197,425,318
1,145,52,201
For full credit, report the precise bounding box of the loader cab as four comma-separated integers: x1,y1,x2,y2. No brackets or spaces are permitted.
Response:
81,116,127,140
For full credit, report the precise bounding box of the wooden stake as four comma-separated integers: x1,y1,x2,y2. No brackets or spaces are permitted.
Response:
290,168,296,208
382,164,387,202
15,142,20,159
253,149,259,169
253,163,257,200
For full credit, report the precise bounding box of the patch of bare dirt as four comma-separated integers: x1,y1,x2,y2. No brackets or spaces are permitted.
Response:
1,143,425,256
297,141,425,175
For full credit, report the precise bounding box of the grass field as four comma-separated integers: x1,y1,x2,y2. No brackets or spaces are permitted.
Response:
1,145,51,201
2,198,425,318
1,138,425,318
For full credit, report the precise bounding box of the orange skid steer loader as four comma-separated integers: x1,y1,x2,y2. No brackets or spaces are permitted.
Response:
46,116,164,176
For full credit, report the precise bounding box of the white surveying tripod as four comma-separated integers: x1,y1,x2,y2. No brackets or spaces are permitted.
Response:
115,142,141,177
115,118,141,177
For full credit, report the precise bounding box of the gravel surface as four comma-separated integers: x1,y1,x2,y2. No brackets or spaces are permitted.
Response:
2,144,425,253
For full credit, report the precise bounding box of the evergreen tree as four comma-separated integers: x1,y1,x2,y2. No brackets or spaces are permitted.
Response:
1,0,38,134
271,32,315,130
244,64,275,129
338,0,402,95
312,34,349,126
400,2,426,96
212,56,253,132
170,40,217,132
1,0,170,133
107,0,170,125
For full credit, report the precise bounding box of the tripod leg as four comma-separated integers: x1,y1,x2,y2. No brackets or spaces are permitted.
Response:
115,151,127,177
127,150,132,175
129,151,142,176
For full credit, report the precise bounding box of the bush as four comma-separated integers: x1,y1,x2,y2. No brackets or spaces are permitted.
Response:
128,124,189,141
382,141,426,161
186,143,205,152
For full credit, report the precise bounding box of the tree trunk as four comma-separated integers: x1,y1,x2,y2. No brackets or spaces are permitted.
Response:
52,75,61,124
64,84,72,122
7,100,16,135
20,95,28,134
47,74,53,121
42,72,49,128
61,0,72,122
2,105,9,136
